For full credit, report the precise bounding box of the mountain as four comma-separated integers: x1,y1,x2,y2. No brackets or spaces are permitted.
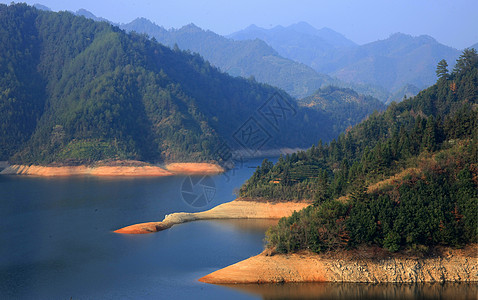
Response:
32,4,51,11
0,3,338,165
322,33,461,92
34,5,110,23
298,86,386,131
289,22,356,48
385,83,421,104
230,25,461,96
471,43,478,50
120,18,337,99
241,49,478,253
228,22,357,68
74,8,110,23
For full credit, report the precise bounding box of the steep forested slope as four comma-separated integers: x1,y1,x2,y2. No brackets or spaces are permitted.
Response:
0,4,336,165
0,5,46,160
240,49,478,253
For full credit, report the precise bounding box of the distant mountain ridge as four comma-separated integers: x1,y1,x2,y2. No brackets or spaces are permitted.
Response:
33,4,111,23
24,8,465,102
120,18,339,99
121,18,395,101
74,8,110,23
230,24,461,94
228,22,357,72
323,33,461,92
32,4,50,11
230,22,356,52
51,10,389,101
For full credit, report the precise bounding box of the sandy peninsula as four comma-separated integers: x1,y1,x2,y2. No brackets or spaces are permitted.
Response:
199,244,478,284
0,161,224,177
114,200,311,234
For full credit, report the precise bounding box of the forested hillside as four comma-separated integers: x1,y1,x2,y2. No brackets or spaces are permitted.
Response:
240,49,478,253
298,86,386,133
0,4,338,165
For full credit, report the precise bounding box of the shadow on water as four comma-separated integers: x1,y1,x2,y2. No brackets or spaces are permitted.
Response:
223,282,478,300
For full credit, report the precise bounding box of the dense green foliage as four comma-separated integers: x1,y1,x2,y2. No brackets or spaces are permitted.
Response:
0,4,338,164
0,6,45,160
241,49,478,253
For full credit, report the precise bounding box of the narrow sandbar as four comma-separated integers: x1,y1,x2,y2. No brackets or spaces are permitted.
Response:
114,200,311,234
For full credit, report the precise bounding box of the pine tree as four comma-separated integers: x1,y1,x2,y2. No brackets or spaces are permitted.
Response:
454,48,478,74
436,59,449,80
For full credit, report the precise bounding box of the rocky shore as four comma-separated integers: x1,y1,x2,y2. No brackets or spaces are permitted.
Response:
114,200,311,234
199,245,478,284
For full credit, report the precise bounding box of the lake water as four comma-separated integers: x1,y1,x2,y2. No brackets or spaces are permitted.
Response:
0,159,476,299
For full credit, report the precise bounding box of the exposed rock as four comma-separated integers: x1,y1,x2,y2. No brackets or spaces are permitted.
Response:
199,245,478,284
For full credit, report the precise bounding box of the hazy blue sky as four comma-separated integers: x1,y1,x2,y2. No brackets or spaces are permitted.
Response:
2,0,477,49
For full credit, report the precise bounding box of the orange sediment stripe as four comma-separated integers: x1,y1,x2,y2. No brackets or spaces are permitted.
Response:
114,222,171,234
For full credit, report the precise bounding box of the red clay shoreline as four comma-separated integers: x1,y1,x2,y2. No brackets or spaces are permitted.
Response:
0,161,224,177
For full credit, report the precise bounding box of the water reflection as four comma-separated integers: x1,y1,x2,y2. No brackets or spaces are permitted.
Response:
224,282,478,300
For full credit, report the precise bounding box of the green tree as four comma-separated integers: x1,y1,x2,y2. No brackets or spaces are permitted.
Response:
436,59,449,80
454,48,478,74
